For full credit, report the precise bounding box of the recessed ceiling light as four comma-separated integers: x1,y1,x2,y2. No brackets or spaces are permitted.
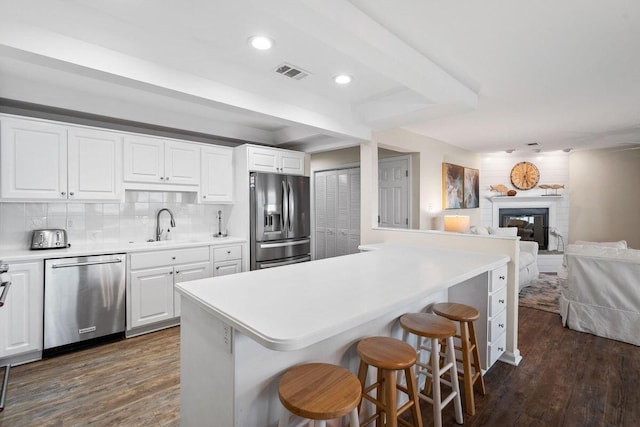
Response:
334,74,352,85
248,35,274,50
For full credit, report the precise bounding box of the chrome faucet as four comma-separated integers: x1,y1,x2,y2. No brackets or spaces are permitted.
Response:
156,208,176,241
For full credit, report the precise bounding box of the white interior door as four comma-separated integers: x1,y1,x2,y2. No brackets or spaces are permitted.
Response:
378,157,409,229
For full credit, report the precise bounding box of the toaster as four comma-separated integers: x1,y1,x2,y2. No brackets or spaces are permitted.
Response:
30,229,69,249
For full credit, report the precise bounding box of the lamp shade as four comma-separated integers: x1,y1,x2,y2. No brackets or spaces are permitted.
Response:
444,215,471,233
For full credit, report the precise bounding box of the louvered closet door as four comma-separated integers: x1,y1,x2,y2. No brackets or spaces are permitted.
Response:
324,172,338,258
314,168,361,260
348,169,361,254
336,171,350,256
314,171,327,260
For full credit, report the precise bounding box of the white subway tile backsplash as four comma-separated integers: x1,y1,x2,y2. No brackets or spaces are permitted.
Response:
67,203,85,215
0,191,227,250
48,203,67,216
103,203,121,216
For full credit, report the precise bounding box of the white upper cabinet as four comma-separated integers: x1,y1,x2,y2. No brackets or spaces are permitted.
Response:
1,117,122,201
67,128,123,200
200,145,233,203
124,135,200,186
247,146,305,175
1,117,67,200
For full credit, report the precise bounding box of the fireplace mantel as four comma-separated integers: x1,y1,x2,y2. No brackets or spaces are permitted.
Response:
487,195,564,204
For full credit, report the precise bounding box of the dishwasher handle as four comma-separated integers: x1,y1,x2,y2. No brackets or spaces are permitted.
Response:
51,258,123,269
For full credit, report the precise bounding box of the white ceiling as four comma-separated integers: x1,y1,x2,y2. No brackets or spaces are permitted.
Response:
1,0,639,154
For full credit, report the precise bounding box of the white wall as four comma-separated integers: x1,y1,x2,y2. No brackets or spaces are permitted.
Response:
371,128,481,230
480,151,570,251
0,191,228,250
569,148,640,248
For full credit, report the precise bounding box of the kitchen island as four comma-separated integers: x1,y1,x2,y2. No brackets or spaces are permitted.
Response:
176,243,511,427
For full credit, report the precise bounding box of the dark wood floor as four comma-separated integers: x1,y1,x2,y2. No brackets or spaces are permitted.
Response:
1,307,639,426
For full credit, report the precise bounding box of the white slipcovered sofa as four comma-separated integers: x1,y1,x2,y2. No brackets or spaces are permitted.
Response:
470,226,539,290
558,241,640,346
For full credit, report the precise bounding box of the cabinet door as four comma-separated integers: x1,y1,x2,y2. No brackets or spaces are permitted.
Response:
165,141,200,185
279,151,305,175
123,135,165,183
129,266,174,328
174,261,211,317
247,146,279,172
68,128,123,200
1,117,67,200
213,259,242,276
200,146,233,203
0,261,43,359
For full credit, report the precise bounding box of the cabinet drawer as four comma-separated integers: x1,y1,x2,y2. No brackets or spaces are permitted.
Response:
489,286,507,317
488,309,507,342
213,245,242,261
489,265,508,292
488,332,507,368
130,246,210,270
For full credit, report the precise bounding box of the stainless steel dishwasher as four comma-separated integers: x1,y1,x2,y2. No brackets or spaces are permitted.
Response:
44,254,126,353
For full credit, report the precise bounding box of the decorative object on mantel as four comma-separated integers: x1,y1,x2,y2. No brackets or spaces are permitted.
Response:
539,184,564,196
444,215,471,232
442,163,479,209
510,161,540,190
489,184,509,196
507,190,517,196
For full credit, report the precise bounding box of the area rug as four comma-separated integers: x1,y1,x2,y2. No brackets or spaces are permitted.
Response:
518,273,560,314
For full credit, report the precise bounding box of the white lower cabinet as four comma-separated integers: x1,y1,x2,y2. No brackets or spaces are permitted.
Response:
0,261,43,362
130,266,175,328
212,245,243,276
128,247,211,331
447,263,508,371
173,261,211,317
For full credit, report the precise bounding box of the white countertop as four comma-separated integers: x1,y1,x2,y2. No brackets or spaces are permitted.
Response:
0,236,247,262
176,243,510,351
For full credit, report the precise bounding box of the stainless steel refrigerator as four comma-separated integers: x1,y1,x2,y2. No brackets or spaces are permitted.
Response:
250,172,311,270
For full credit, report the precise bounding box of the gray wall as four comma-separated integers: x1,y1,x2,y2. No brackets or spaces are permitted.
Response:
569,148,640,248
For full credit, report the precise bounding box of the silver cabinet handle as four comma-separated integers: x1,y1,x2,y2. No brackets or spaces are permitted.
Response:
61,191,66,196
499,275,505,280
69,192,74,196
166,177,170,181
0,281,11,307
499,299,505,304
160,177,165,180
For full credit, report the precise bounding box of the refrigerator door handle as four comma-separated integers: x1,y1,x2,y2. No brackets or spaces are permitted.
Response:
281,180,288,233
288,181,294,233
259,239,310,249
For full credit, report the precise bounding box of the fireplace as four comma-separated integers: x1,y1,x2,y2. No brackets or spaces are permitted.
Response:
499,208,549,250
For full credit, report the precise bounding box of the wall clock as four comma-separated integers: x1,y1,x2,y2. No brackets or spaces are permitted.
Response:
510,161,540,190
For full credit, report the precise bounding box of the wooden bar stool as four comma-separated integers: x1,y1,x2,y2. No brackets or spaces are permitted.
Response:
278,362,361,427
432,302,486,416
400,313,463,427
357,336,423,427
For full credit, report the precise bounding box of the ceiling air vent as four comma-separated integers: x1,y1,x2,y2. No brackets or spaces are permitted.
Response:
275,63,311,80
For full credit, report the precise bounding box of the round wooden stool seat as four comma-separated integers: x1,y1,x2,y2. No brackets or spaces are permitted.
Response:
278,363,361,421
357,336,416,370
357,337,422,427
400,313,456,339
432,302,479,322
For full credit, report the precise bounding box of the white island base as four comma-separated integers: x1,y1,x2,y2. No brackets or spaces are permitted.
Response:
177,246,512,427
